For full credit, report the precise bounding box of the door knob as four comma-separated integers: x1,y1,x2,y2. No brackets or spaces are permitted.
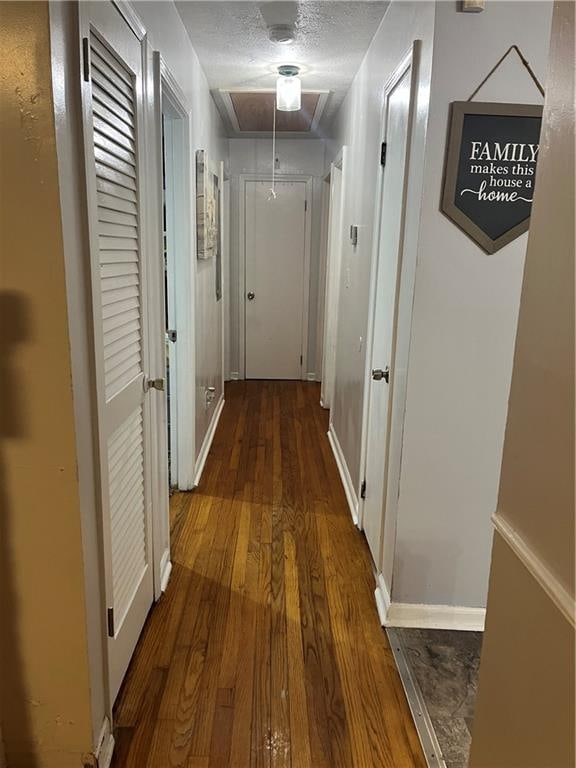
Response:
372,367,389,383
247,292,255,301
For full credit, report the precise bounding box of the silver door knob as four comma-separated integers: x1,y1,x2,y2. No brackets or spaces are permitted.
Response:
372,367,389,383
247,292,255,301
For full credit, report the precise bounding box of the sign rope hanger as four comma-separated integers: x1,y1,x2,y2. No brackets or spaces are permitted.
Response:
467,44,545,102
441,45,544,253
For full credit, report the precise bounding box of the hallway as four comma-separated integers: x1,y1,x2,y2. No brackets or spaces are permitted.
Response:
111,381,425,767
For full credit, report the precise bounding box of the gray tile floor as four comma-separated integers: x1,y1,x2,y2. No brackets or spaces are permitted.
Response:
397,629,483,768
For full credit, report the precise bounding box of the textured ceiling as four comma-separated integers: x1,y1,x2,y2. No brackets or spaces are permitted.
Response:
175,1,390,134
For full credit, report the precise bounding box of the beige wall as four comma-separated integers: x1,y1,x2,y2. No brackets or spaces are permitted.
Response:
0,3,95,766
469,2,575,766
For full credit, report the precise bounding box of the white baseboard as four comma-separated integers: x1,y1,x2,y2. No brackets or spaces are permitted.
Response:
95,717,114,768
374,572,391,625
229,371,240,381
194,396,224,487
160,552,172,593
375,573,485,631
327,424,359,526
306,372,316,382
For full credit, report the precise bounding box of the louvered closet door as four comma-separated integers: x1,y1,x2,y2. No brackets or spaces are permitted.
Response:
80,2,154,704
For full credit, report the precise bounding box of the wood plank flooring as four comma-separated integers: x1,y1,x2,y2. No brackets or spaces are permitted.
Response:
112,381,426,767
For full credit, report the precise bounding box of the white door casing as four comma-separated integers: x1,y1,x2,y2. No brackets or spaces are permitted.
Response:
80,1,155,704
320,150,346,409
223,177,231,381
156,54,194,493
244,179,308,380
163,114,179,488
362,51,416,569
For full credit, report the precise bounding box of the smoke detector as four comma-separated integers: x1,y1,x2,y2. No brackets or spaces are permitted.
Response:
268,24,296,44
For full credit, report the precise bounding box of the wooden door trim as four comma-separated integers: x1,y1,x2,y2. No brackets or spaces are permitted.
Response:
238,173,313,381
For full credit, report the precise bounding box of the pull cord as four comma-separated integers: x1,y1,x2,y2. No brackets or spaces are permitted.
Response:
268,98,277,201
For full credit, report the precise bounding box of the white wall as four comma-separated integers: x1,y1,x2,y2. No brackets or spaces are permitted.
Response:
327,0,553,614
228,138,326,379
132,1,229,466
326,1,436,502
393,0,552,609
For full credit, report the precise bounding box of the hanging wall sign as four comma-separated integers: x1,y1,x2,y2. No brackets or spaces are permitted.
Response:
442,102,542,253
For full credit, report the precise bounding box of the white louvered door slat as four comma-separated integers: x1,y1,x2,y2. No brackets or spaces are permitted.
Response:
80,1,154,705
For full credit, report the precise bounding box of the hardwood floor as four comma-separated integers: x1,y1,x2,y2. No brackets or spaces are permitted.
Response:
112,381,426,767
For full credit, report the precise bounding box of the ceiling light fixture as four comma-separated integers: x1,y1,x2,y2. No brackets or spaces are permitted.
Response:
268,24,295,44
276,65,301,112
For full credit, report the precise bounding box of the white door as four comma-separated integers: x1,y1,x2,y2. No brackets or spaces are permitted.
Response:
223,178,231,380
162,112,181,489
80,2,155,703
363,63,413,566
321,159,345,409
245,180,307,379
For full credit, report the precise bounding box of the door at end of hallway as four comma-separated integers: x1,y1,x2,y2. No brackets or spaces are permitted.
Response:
244,179,308,380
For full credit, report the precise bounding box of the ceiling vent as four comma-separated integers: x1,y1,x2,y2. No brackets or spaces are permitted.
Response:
214,90,329,137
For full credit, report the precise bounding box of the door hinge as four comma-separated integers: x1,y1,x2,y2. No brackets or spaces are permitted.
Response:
304,199,308,212
372,366,390,383
82,37,91,82
107,607,115,638
361,479,367,499
300,354,303,366
380,141,387,166
167,329,177,342
145,377,165,392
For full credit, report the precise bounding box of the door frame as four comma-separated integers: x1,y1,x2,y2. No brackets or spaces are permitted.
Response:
154,54,196,496
238,174,313,380
357,42,420,573
222,173,231,381
320,147,347,409
316,168,331,386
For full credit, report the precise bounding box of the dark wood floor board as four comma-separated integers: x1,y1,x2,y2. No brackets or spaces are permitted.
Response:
228,537,260,767
169,491,192,543
111,381,426,768
208,687,235,768
166,599,212,762
113,562,191,726
120,667,167,768
293,394,354,767
250,542,272,768
185,505,243,757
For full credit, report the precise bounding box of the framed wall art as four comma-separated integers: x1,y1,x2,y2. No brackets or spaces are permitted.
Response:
196,149,220,261
441,101,542,254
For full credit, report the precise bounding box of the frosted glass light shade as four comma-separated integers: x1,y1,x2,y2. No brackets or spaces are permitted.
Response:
276,75,301,112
